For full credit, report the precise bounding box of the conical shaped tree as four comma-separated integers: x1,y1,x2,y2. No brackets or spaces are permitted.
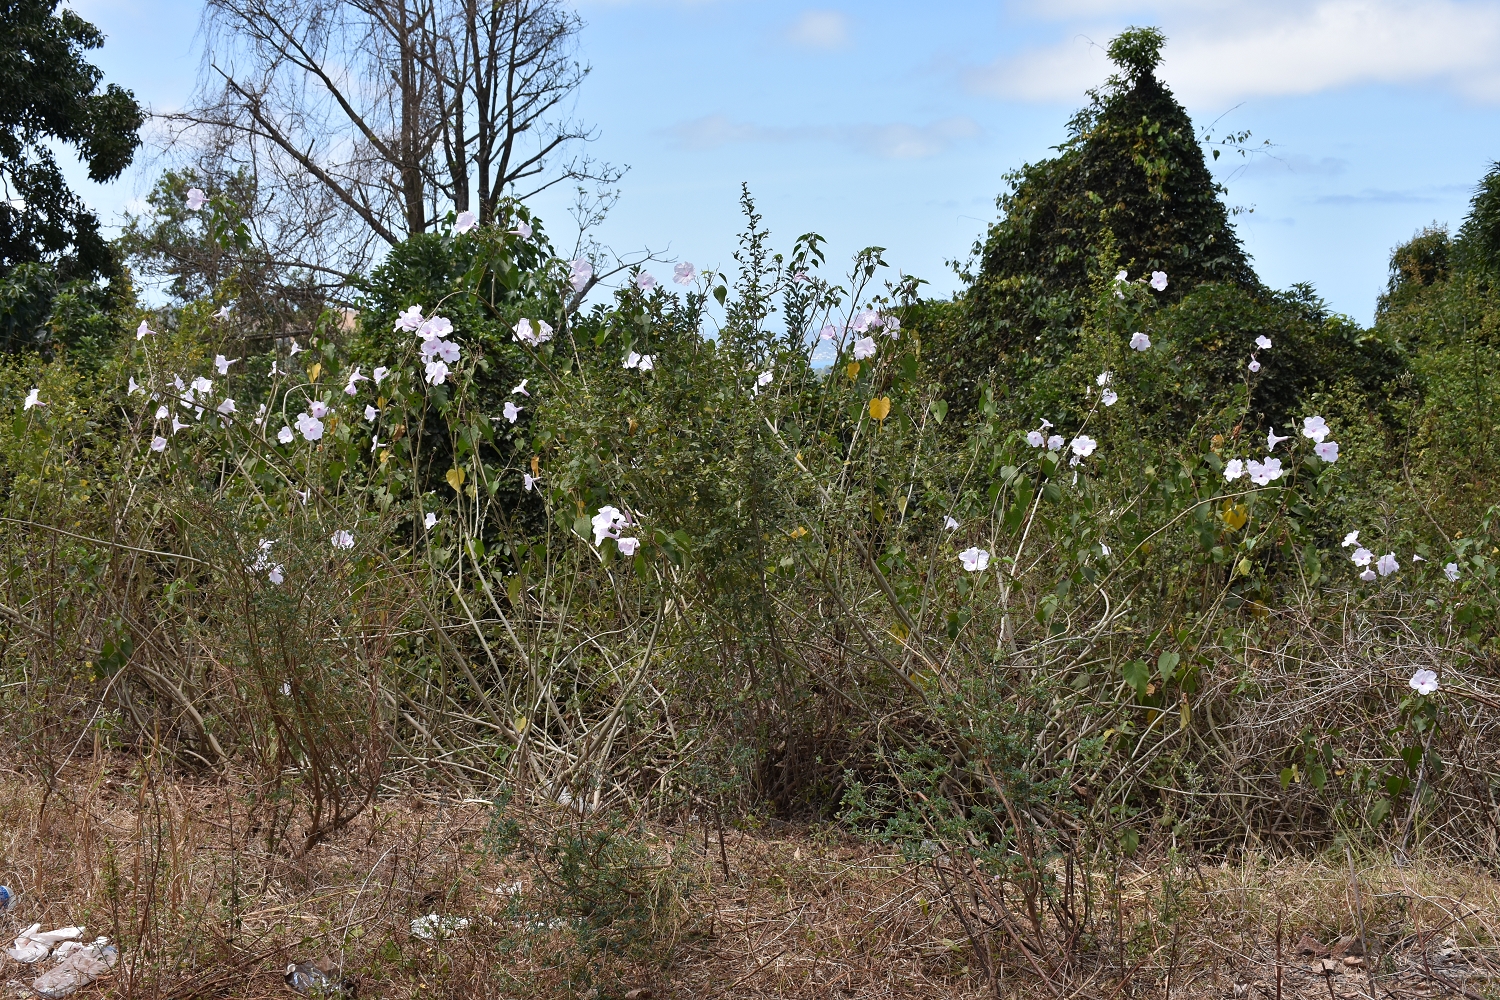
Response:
964,27,1257,367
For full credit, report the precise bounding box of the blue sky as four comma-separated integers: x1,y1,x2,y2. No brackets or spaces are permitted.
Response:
62,0,1500,324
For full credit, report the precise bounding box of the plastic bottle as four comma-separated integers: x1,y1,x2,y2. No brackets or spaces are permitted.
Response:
0,886,13,911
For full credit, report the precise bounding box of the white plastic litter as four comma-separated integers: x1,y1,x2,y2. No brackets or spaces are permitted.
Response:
6,925,84,964
409,914,469,940
31,940,118,999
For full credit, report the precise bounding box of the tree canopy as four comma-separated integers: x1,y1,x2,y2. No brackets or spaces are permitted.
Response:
963,27,1257,370
0,0,143,281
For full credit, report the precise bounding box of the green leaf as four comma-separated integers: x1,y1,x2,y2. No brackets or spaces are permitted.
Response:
930,400,948,423
1122,660,1150,698
1157,650,1180,683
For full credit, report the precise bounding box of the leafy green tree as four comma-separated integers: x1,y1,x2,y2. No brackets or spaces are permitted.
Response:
0,0,144,281
1455,162,1500,280
952,26,1256,394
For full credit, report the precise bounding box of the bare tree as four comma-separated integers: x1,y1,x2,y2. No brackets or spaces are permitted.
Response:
168,0,616,280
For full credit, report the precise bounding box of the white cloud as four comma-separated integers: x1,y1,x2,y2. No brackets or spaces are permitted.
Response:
970,0,1500,106
786,9,851,49
668,115,981,159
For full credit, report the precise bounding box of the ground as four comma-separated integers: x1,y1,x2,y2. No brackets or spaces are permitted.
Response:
1,761,1497,998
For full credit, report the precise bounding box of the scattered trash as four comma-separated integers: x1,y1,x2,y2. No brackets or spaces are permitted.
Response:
409,914,469,941
30,940,117,999
0,886,13,912
6,925,83,964
284,958,355,998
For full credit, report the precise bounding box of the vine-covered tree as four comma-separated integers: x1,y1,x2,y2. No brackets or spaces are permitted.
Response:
0,0,144,281
963,27,1257,368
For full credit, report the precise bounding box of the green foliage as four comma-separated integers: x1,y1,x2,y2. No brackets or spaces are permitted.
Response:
0,259,133,360
0,0,143,282
1455,161,1500,279
951,26,1256,404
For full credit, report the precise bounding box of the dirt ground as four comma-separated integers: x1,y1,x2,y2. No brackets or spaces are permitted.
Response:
1,760,1497,999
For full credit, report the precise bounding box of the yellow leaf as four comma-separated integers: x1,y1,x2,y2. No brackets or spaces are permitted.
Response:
846,362,860,379
308,362,322,382
379,449,390,464
530,455,540,477
1180,695,1191,730
789,526,808,539
446,467,466,491
377,396,386,408
868,396,891,422
514,715,528,734
1221,501,1248,531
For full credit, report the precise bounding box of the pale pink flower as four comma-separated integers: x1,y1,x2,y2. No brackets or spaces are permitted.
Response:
958,547,990,572
185,187,207,211
1376,552,1399,577
150,435,167,452
570,258,593,293
503,400,521,423
852,336,877,360
136,320,154,340
1129,332,1150,351
394,305,424,332
1223,458,1244,482
1246,457,1283,485
295,412,324,441
1255,335,1272,350
509,219,532,239
673,262,697,285
1409,669,1438,695
331,529,354,550
23,388,43,410
636,272,657,291
454,210,478,234
1149,271,1168,291
616,537,640,556
1314,441,1339,463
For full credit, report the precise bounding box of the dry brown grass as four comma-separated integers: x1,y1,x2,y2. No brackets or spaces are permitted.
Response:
1,761,1498,1000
